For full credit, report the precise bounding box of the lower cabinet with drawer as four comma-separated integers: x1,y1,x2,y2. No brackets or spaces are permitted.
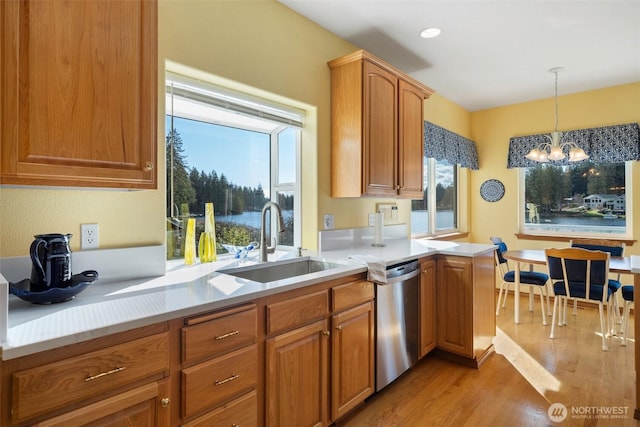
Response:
180,303,258,426
264,277,374,427
2,325,171,427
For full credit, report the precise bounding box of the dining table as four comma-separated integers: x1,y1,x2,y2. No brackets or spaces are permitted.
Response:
502,249,632,324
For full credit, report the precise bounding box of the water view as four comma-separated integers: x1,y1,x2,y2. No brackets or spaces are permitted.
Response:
525,215,626,234
216,210,294,228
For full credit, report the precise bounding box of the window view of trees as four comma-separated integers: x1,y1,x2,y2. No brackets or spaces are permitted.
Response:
166,125,294,260
524,161,626,234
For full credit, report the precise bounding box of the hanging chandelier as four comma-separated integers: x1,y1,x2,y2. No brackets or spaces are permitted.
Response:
525,67,589,163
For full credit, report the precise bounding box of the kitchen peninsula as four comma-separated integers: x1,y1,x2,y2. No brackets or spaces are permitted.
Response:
0,236,495,426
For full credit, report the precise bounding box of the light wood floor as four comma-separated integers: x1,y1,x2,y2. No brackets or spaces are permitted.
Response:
337,294,636,426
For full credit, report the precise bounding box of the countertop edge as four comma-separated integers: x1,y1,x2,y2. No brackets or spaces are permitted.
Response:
2,241,495,360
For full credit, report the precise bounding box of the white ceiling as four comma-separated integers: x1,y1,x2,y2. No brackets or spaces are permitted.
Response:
279,0,640,112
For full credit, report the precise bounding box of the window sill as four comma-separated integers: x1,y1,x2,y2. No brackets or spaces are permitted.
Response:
420,231,469,241
515,233,636,247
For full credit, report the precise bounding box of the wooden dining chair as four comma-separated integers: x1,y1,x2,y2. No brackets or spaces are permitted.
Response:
569,238,625,327
491,237,550,324
546,247,612,351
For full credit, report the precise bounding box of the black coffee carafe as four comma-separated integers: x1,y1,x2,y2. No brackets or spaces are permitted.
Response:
30,233,73,291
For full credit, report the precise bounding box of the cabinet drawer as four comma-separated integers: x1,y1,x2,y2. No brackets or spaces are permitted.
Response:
182,344,257,419
182,305,257,364
182,390,257,427
332,279,374,312
34,381,167,427
266,290,329,335
12,332,169,423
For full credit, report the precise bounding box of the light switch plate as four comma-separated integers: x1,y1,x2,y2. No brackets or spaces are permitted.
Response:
376,203,398,224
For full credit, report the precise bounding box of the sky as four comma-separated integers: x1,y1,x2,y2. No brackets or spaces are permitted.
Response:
424,158,455,188
167,116,270,190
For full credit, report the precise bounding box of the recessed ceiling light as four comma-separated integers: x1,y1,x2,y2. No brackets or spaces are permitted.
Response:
420,28,441,39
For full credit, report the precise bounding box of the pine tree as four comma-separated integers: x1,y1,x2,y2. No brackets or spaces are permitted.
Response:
166,128,196,217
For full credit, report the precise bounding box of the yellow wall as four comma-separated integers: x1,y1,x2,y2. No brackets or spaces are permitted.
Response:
0,0,382,256
0,0,637,260
470,82,640,256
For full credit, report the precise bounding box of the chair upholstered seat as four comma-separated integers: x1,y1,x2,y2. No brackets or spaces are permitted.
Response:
622,285,634,302
608,279,622,291
551,281,613,302
504,270,549,286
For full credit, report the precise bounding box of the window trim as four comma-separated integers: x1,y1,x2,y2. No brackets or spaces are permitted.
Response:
271,127,302,249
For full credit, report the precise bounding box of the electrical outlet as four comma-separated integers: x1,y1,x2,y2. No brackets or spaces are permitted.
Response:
81,223,99,249
323,214,335,230
368,213,376,226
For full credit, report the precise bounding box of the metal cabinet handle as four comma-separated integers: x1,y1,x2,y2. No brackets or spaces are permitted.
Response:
85,366,126,382
336,325,343,330
144,162,154,171
161,397,170,408
215,374,240,386
215,330,240,340
322,330,331,336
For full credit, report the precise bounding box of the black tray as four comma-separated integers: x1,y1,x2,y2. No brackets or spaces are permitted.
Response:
9,270,98,304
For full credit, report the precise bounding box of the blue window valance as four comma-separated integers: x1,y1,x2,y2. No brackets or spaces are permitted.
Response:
507,122,640,168
424,121,479,170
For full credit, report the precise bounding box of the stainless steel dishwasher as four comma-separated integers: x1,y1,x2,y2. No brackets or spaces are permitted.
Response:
375,259,420,391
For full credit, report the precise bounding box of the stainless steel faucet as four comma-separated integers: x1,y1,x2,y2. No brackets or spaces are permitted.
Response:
259,201,286,262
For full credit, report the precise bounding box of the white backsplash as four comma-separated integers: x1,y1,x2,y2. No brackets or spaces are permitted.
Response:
318,224,407,251
0,245,166,284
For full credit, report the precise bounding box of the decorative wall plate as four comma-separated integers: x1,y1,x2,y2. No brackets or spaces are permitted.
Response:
480,179,505,202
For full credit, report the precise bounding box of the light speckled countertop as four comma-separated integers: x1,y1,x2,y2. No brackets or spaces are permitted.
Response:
1,239,498,360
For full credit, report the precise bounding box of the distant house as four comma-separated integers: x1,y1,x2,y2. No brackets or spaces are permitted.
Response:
604,194,626,213
583,194,625,212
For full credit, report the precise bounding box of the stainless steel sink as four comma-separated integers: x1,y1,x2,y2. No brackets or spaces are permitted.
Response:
219,257,343,283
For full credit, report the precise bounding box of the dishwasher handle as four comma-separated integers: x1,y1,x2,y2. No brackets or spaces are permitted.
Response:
381,267,420,285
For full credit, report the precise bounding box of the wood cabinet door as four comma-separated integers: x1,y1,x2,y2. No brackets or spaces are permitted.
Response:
362,60,397,196
436,256,474,357
266,319,330,427
35,380,170,427
331,301,374,421
0,0,157,189
398,79,426,199
419,258,437,357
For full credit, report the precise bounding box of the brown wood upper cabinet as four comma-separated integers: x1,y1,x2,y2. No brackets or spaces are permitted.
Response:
0,0,158,189
328,50,434,198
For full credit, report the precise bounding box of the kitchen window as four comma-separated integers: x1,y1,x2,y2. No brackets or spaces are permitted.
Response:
165,73,303,260
411,158,458,236
520,161,630,237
